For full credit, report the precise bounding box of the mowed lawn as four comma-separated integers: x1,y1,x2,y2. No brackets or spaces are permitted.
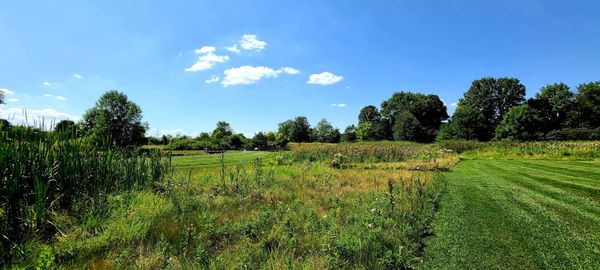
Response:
422,160,600,269
170,150,277,169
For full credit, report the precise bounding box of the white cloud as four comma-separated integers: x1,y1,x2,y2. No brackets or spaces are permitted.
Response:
185,47,229,72
222,66,279,86
239,34,267,51
307,72,343,85
73,74,82,79
0,107,78,126
330,103,347,107
205,75,220,84
226,44,241,54
277,67,299,75
7,98,18,103
194,46,216,54
43,81,52,86
54,96,67,101
44,94,53,97
450,102,458,107
1,88,15,95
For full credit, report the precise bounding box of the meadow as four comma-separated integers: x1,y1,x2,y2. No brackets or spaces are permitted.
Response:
3,139,600,269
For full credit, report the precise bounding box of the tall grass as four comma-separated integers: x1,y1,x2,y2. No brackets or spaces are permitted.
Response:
288,141,442,163
0,126,170,265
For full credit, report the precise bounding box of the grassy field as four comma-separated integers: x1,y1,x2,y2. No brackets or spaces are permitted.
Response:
9,143,447,269
421,159,600,269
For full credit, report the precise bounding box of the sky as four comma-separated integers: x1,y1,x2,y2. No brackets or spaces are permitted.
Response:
1,0,600,137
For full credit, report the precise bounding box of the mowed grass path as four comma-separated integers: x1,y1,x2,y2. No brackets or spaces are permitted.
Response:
421,160,600,269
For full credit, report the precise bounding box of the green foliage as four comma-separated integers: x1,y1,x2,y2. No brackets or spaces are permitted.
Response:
380,91,448,142
358,105,381,123
80,90,148,148
452,77,526,141
0,119,11,132
529,83,575,131
314,118,341,143
393,110,421,141
576,81,600,128
278,116,312,143
356,121,378,141
212,121,233,139
0,125,169,265
495,104,543,140
341,124,357,142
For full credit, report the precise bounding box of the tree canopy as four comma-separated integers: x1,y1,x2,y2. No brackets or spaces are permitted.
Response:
80,90,147,148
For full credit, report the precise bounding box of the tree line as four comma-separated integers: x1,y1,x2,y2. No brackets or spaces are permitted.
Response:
2,78,598,149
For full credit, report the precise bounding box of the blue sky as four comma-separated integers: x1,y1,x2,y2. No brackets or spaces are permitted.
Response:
1,0,600,136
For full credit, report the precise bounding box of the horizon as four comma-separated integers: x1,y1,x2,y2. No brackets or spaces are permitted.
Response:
1,1,600,137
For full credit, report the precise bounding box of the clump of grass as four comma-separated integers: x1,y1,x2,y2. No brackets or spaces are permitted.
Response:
0,125,170,266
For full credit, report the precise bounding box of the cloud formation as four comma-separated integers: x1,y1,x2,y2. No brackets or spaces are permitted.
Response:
185,46,229,72
239,34,267,51
7,98,18,103
0,107,78,125
221,66,299,87
307,72,343,85
73,74,82,79
205,75,220,84
330,103,347,107
55,96,67,101
226,44,240,54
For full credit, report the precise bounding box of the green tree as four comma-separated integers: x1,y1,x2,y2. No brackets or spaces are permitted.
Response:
380,92,448,142
54,120,76,133
528,83,575,131
278,116,311,142
358,105,381,123
212,121,233,139
495,105,542,140
393,111,421,141
576,81,600,128
356,121,377,141
452,77,526,140
80,90,148,148
0,119,11,131
341,124,357,142
450,105,486,140
314,118,341,143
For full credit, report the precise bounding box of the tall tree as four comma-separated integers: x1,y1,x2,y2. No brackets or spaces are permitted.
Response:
278,116,311,142
314,118,340,143
380,91,448,142
341,124,357,142
495,105,542,140
356,121,377,141
80,90,148,148
54,120,77,133
212,121,233,139
576,81,600,128
528,83,575,131
358,105,381,123
452,77,525,141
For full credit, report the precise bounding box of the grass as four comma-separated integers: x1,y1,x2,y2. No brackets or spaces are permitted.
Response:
421,159,600,269
9,142,447,269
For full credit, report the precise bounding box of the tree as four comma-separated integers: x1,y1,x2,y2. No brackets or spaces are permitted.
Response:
341,124,357,142
393,111,421,141
161,135,169,145
251,132,269,150
452,77,525,141
576,81,600,128
358,105,381,123
528,83,575,131
380,92,448,142
356,121,377,141
227,133,247,149
80,90,148,148
278,116,311,142
449,105,486,140
495,105,542,140
212,121,233,139
0,90,4,104
314,118,341,143
54,120,77,133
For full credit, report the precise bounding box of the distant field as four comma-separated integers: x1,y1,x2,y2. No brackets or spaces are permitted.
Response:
421,159,600,269
170,150,277,169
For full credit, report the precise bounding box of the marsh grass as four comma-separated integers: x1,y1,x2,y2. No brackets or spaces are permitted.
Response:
0,125,170,266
